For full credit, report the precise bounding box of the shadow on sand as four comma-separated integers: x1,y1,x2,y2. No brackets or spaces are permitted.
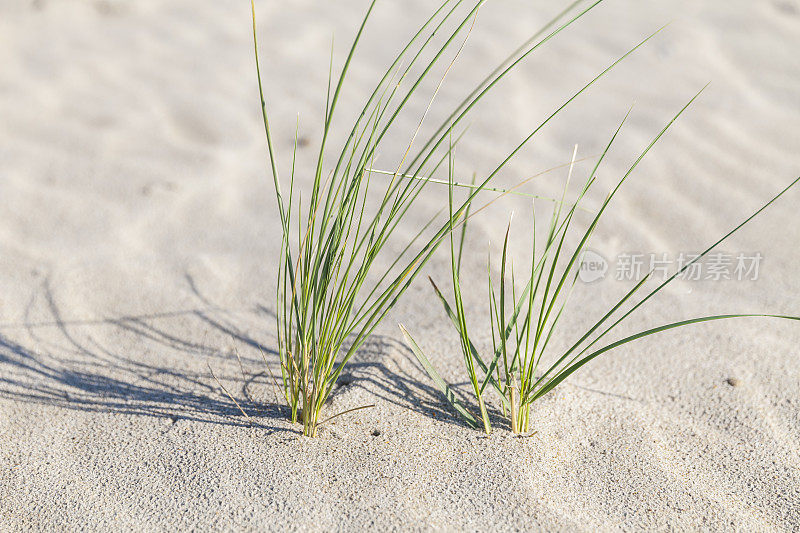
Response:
0,275,481,434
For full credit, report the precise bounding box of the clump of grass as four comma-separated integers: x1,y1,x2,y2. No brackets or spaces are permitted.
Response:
250,0,626,436
402,100,800,435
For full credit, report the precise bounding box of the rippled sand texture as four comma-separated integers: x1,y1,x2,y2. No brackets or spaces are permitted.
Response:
1,0,799,530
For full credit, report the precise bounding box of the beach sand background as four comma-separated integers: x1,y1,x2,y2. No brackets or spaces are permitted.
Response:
1,0,799,530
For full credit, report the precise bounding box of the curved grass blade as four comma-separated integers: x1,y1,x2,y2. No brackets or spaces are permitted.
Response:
527,87,709,393
531,314,800,402
399,324,481,428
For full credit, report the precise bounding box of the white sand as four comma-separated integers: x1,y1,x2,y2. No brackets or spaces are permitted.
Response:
2,0,799,530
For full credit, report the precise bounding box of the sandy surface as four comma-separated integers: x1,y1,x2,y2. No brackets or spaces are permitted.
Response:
2,0,800,530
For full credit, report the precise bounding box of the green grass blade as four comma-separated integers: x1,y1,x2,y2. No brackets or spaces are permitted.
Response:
429,277,510,407
568,174,800,373
531,314,800,402
404,0,606,178
399,325,481,428
526,88,710,391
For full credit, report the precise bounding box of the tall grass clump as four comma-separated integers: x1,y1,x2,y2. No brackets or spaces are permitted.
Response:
402,100,800,435
250,0,642,435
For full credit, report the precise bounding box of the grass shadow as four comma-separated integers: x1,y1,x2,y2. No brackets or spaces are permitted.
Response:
183,273,479,430
0,274,514,433
0,277,288,432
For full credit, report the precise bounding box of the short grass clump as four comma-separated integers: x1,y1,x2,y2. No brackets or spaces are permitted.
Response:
402,102,800,434
250,0,633,436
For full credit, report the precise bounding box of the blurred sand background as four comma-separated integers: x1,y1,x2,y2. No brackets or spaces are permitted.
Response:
1,0,799,530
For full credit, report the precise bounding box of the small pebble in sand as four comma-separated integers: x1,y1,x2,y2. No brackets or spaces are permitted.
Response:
725,377,741,387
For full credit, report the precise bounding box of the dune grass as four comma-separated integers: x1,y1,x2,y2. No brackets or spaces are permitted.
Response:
248,0,797,437
401,100,800,434
249,0,637,436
